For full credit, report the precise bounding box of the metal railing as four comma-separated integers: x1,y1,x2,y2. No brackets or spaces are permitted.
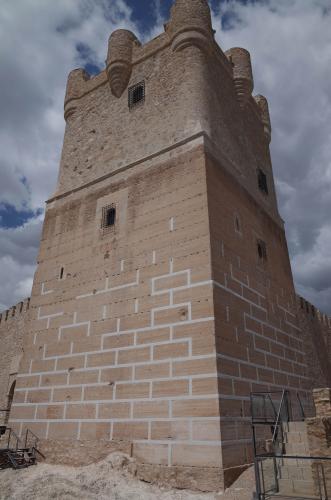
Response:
255,455,331,500
251,390,312,458
0,428,24,451
24,429,39,450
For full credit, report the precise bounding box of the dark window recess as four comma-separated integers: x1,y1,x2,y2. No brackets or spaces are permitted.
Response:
300,297,304,309
312,305,315,317
235,215,241,233
128,81,145,109
59,267,64,280
101,205,116,232
257,239,267,261
306,301,309,314
258,169,269,195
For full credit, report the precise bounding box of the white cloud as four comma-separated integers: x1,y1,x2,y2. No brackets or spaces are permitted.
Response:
211,0,331,313
0,0,143,311
0,216,42,309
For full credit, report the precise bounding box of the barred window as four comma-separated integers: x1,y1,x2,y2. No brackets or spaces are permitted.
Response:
101,205,116,233
128,81,145,109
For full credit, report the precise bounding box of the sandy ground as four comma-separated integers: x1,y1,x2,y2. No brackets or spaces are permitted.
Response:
0,453,255,500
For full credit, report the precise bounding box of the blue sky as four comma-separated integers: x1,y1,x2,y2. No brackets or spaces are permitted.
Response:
0,0,331,313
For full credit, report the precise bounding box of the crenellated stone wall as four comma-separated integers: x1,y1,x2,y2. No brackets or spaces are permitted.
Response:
0,298,30,424
297,297,331,388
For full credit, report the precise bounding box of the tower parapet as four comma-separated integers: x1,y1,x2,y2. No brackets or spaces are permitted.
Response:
225,47,254,108
106,29,140,98
64,69,91,121
254,94,272,143
167,0,214,52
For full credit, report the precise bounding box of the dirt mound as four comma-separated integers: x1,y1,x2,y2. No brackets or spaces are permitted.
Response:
0,453,255,500
0,453,214,500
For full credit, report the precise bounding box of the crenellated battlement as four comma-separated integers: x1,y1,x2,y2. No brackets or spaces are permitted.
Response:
62,0,269,144
0,298,30,327
298,295,331,328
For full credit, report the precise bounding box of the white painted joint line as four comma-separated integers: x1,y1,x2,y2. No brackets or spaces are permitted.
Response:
134,299,139,314
169,217,175,232
169,257,173,274
226,306,230,323
116,318,120,333
152,251,156,265
38,310,64,322
188,302,192,321
41,282,53,296
120,260,125,272
188,337,193,357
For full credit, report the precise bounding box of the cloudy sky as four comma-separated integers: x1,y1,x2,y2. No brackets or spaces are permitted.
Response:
0,0,330,314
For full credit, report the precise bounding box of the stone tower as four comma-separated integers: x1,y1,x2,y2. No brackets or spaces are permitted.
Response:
9,0,315,491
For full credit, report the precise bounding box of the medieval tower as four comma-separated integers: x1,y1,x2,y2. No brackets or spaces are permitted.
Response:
2,0,330,492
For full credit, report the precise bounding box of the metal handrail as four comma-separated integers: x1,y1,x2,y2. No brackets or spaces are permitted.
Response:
24,428,39,449
271,389,287,445
250,391,284,424
5,428,24,451
296,391,306,420
255,454,331,500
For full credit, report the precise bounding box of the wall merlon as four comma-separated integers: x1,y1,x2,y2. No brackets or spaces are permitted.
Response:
0,297,30,326
64,68,92,121
297,294,331,326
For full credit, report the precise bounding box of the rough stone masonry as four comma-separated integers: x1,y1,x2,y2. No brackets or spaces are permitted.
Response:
0,0,330,492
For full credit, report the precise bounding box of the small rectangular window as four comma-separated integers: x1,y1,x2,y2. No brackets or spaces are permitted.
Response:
128,81,145,109
258,169,268,195
257,239,267,261
101,204,116,233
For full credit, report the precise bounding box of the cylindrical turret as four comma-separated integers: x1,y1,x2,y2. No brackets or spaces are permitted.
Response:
225,47,254,108
106,29,139,98
254,95,272,143
167,0,214,53
64,69,90,121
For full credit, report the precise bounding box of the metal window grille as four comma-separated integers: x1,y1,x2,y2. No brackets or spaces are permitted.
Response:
128,81,145,109
258,169,269,195
101,205,116,233
257,239,267,261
